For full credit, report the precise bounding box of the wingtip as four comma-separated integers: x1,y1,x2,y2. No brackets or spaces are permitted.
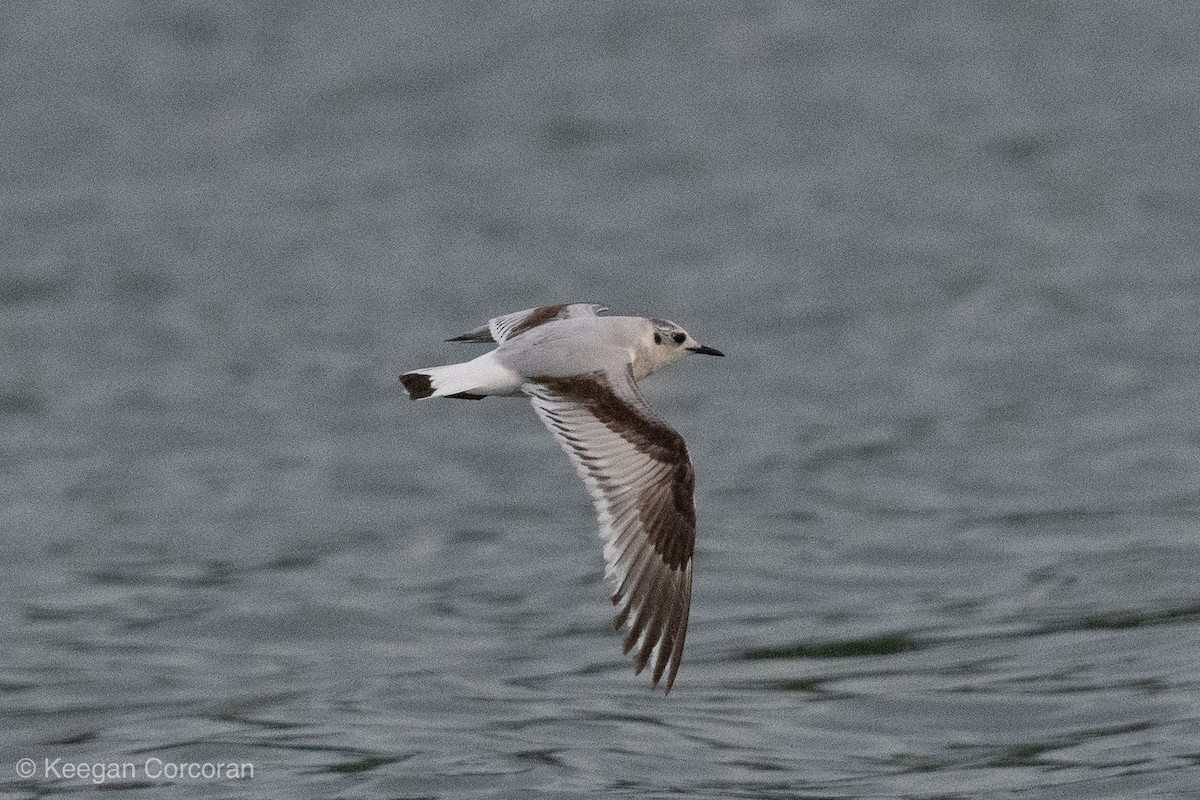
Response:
445,330,495,343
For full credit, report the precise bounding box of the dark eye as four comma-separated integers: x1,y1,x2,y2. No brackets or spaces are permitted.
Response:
654,332,663,344
672,332,686,344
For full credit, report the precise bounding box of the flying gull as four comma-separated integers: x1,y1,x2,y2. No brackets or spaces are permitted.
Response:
399,303,723,693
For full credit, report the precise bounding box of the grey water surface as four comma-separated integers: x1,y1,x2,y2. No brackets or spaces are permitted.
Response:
3,1,1200,797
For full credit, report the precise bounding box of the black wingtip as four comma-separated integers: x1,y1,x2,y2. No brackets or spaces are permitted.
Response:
445,332,495,343
399,372,434,399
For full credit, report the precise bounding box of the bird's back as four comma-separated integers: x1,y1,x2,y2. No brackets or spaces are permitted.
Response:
495,316,649,379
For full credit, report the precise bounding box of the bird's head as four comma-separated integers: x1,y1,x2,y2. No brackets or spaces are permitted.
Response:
634,319,724,378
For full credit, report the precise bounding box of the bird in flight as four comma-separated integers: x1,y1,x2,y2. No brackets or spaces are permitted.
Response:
399,303,723,693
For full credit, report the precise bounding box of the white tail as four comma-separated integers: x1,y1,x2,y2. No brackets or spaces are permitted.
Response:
399,352,520,400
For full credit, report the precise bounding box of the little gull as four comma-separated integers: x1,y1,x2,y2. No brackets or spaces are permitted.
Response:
399,303,723,693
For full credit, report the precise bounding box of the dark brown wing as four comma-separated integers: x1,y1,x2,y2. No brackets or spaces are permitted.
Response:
447,303,607,344
525,373,695,693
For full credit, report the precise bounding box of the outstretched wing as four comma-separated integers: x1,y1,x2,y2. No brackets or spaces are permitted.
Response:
524,371,695,693
447,303,607,344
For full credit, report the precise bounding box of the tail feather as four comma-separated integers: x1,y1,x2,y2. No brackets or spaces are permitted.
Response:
399,353,519,400
399,372,435,399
